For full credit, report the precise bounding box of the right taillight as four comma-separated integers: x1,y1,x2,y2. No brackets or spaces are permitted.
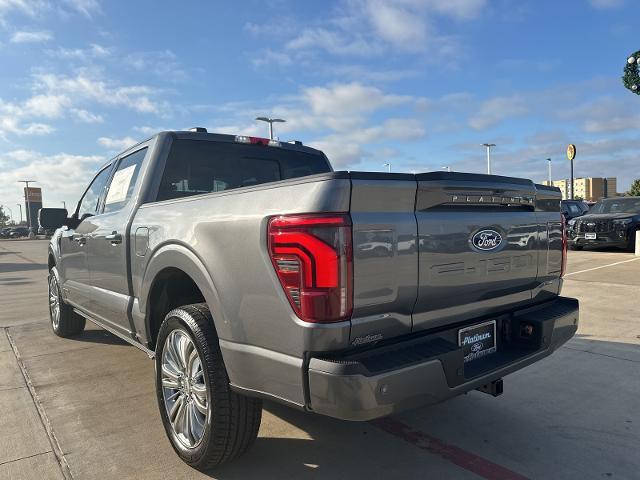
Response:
268,213,353,323
560,214,568,277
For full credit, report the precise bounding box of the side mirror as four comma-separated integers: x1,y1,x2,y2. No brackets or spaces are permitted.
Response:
39,208,68,229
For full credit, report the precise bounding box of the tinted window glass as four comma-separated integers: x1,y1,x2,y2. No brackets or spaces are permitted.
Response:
590,198,640,214
77,165,113,220
156,140,330,201
103,148,147,213
568,204,580,215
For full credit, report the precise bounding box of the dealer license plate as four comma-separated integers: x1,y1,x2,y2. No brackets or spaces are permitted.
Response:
458,320,497,363
585,233,596,240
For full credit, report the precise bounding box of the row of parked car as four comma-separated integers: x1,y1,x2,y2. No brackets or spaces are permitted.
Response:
0,226,32,238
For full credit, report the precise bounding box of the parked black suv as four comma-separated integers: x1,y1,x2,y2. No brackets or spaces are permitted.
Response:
567,197,640,251
561,200,589,221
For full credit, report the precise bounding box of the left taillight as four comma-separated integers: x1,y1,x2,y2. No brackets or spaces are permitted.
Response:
560,214,568,277
268,213,353,323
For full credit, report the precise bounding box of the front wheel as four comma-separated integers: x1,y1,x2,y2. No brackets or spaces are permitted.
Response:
49,267,85,337
155,304,262,470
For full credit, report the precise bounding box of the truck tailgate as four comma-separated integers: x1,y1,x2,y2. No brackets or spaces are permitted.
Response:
348,171,563,345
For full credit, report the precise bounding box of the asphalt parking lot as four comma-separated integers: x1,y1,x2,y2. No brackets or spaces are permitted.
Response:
0,240,638,480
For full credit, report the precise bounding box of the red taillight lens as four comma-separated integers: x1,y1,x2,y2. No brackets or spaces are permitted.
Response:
560,215,568,278
268,213,353,323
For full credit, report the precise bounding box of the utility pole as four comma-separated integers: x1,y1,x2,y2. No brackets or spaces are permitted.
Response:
18,180,36,231
546,158,552,185
383,163,391,173
255,117,286,140
16,204,22,224
481,143,496,174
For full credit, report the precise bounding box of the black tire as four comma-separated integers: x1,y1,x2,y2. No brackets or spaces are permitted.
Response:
49,267,85,337
155,303,262,470
569,244,583,251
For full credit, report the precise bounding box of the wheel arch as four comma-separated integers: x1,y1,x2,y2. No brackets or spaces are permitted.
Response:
139,243,229,350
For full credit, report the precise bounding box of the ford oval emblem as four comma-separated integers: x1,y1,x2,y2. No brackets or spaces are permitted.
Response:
472,229,503,251
471,342,483,353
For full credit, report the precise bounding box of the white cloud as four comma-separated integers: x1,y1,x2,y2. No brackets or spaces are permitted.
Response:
33,72,165,114
47,43,111,60
97,136,137,151
365,0,428,48
64,0,101,17
469,95,528,130
72,108,103,123
23,94,69,117
0,150,104,208
124,50,187,82
589,0,624,8
10,30,52,43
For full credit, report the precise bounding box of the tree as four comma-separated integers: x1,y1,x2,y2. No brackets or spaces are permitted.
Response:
0,206,9,227
628,178,640,197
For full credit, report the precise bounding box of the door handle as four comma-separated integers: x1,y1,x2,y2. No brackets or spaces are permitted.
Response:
105,232,122,244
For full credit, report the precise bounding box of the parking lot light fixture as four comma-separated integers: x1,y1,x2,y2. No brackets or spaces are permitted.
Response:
255,117,286,140
383,163,391,173
481,143,496,174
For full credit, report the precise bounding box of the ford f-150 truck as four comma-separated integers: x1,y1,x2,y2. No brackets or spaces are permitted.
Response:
40,129,579,470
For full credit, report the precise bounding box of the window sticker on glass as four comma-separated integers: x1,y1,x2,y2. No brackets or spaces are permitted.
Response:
105,165,137,204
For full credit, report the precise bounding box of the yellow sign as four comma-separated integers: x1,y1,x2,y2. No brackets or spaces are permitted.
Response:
566,144,576,161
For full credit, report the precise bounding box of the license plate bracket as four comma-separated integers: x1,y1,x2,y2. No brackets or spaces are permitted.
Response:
458,320,497,363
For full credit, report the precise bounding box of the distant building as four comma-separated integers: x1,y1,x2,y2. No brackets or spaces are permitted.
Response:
541,177,617,201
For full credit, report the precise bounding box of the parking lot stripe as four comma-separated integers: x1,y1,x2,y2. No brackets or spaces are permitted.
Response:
564,257,640,277
373,417,529,480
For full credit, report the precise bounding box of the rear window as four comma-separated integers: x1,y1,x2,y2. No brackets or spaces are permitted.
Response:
155,140,331,201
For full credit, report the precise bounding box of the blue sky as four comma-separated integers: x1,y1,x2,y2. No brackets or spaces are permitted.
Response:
0,0,638,211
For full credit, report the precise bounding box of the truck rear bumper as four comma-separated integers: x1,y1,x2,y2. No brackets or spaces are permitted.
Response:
307,296,578,421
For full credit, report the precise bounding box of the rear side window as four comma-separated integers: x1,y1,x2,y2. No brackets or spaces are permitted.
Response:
155,140,330,201
103,148,147,214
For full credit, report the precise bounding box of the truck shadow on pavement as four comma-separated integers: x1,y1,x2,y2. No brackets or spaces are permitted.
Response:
0,262,48,273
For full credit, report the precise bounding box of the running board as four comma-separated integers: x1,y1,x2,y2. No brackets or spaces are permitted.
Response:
73,308,155,358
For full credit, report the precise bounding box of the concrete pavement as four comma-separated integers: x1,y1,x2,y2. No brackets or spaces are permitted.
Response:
0,240,638,479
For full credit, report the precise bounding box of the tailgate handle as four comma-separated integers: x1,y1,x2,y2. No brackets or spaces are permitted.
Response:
105,232,122,244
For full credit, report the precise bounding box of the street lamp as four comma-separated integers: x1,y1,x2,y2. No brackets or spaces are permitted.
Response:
442,166,451,172
383,163,391,173
481,144,496,174
18,180,36,230
255,117,286,140
546,158,552,185
62,201,66,210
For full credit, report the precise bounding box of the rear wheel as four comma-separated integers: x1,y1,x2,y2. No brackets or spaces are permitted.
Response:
155,303,262,470
49,267,85,337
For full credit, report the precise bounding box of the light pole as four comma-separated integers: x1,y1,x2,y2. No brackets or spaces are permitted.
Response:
481,143,496,174
62,201,66,210
546,158,552,185
18,180,36,231
383,163,391,173
442,166,451,172
16,204,22,224
255,117,286,140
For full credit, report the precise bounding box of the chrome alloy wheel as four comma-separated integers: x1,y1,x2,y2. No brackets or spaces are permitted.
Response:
161,330,209,448
48,274,60,329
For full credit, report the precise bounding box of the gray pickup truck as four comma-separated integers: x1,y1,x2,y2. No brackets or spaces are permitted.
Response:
40,129,579,470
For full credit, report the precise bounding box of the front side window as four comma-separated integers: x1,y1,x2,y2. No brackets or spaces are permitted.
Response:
103,148,147,213
77,165,113,220
155,140,330,202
